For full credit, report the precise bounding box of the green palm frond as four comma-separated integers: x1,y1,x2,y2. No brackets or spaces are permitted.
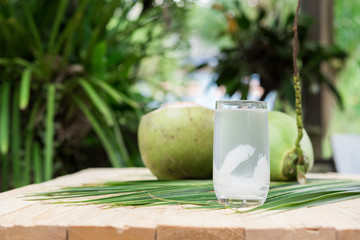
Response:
78,78,114,126
91,80,139,108
0,82,10,155
11,86,21,188
23,98,41,186
19,68,32,110
73,96,124,168
30,179,360,212
47,0,69,54
44,84,56,181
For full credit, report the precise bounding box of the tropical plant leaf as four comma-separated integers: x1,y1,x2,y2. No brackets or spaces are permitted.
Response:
0,82,10,155
19,68,32,110
108,109,130,166
23,98,41,186
78,78,114,126
11,86,21,188
33,141,42,183
29,178,360,213
73,96,124,168
92,80,139,108
85,0,121,64
62,4,89,62
55,0,90,59
19,0,44,57
91,42,107,77
1,154,9,191
13,59,36,72
44,84,56,181
47,0,69,54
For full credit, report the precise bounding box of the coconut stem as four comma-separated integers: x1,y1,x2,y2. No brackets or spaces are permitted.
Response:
292,0,306,184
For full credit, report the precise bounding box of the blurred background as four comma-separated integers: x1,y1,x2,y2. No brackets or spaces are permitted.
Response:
0,0,359,191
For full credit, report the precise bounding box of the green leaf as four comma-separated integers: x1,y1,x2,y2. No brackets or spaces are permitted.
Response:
91,42,107,76
26,97,41,131
44,84,56,181
19,68,32,110
108,109,130,166
48,0,70,54
13,59,36,72
23,98,41,185
1,154,9,191
19,0,44,57
85,0,121,64
11,86,21,188
24,132,33,186
78,78,114,126
73,96,124,167
256,8,266,23
92,80,139,108
54,0,90,57
0,82,10,155
61,2,89,63
33,142,42,183
236,14,250,30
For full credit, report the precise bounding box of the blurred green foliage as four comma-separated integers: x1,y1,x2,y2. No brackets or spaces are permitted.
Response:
0,0,192,190
323,0,360,157
199,1,346,110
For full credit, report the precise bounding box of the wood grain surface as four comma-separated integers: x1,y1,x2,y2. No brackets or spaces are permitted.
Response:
0,168,360,240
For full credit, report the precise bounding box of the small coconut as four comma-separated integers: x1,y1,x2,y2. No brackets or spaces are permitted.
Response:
138,102,214,179
269,111,314,180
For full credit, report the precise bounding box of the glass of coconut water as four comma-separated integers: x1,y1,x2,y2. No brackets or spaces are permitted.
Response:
213,100,270,207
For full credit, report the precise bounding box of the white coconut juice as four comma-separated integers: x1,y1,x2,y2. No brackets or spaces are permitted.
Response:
213,108,270,206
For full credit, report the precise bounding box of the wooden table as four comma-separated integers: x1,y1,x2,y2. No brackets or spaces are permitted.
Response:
1,168,360,240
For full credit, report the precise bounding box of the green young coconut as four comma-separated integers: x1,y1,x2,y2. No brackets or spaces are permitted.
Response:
138,102,214,179
269,111,314,181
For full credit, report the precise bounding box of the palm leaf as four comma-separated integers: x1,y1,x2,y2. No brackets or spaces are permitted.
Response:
61,1,89,63
1,154,9,191
30,178,360,212
23,98,41,185
91,80,139,108
108,109,130,166
47,0,69,54
85,0,120,64
53,0,90,57
33,142,42,183
44,84,56,181
19,0,44,58
0,82,10,155
19,68,32,110
11,86,21,188
78,78,114,126
73,96,124,167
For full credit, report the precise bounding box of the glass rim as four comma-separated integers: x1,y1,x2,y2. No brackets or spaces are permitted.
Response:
215,100,267,104
215,100,267,110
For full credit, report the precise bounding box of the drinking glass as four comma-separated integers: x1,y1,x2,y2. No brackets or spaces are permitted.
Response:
213,100,270,207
